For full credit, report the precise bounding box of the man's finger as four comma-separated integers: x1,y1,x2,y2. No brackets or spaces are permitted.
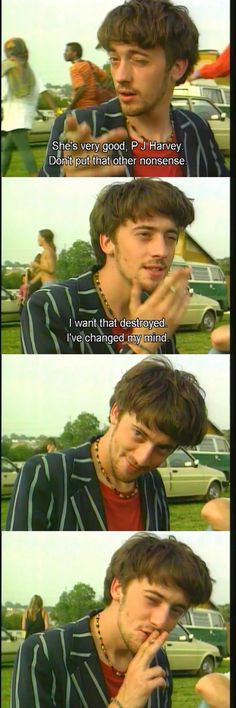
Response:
139,630,169,668
129,278,142,316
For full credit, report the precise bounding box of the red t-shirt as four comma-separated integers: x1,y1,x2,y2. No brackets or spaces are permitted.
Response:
99,480,144,531
100,659,124,700
133,137,185,176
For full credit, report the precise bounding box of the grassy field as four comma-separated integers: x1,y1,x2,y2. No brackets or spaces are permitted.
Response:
3,146,46,177
1,314,229,355
1,659,229,708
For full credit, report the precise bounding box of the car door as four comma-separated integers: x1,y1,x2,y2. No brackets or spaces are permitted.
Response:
165,625,200,671
189,98,230,154
163,449,206,497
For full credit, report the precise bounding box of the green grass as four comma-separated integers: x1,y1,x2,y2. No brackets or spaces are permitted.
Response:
3,146,46,177
1,315,230,355
172,659,229,708
1,658,229,708
1,325,21,354
176,313,230,354
2,667,13,708
2,500,9,530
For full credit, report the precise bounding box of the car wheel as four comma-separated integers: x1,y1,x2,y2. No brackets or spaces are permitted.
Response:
205,481,221,501
200,310,216,332
199,655,215,676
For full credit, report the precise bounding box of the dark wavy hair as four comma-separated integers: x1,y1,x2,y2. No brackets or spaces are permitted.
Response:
97,0,199,84
89,178,194,266
103,533,213,606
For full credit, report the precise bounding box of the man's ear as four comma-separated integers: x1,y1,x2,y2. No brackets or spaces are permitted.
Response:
170,58,188,83
110,577,123,601
110,402,120,425
99,233,115,256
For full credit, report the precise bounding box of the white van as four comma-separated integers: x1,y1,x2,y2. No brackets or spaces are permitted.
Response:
174,81,230,116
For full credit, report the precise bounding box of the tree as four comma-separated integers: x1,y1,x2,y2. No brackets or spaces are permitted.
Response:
56,240,95,280
51,583,98,624
60,412,102,448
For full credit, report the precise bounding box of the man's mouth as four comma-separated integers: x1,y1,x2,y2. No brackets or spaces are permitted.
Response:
143,264,166,278
118,90,138,101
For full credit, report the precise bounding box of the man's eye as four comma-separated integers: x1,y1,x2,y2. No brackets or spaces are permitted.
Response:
109,57,119,64
133,428,145,439
132,57,149,64
166,234,178,242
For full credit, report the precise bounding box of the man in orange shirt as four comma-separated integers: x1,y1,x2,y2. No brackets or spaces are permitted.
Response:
189,46,230,81
64,41,108,109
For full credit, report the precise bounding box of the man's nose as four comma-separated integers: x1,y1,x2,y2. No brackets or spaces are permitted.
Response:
151,603,170,630
134,443,163,468
112,60,132,84
149,234,170,259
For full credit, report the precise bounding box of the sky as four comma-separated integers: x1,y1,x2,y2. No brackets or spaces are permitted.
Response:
2,178,230,262
2,354,230,437
2,0,230,85
2,531,230,605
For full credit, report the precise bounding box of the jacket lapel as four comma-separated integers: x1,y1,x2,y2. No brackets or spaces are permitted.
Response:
70,614,109,707
70,442,108,530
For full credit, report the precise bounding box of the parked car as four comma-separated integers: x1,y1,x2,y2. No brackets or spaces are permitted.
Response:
164,624,221,675
188,434,230,481
171,257,229,313
172,92,230,156
178,291,222,332
1,457,20,498
1,628,23,666
180,607,228,658
159,448,228,501
1,287,20,324
174,81,230,116
28,112,54,146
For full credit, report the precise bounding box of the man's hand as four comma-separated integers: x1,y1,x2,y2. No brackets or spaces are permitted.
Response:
127,268,190,353
201,498,230,531
109,630,168,708
195,673,230,708
61,114,128,176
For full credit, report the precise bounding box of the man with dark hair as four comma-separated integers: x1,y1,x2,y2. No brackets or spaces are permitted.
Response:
11,533,213,707
64,42,108,110
6,356,207,531
40,0,228,177
21,178,193,354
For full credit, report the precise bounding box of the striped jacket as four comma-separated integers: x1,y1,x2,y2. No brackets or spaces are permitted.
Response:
10,612,172,708
39,97,228,177
20,268,177,355
6,440,170,531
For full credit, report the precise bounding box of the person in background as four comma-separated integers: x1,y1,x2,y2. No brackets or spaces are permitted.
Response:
64,42,110,109
46,437,58,453
27,229,57,297
189,45,230,81
1,37,57,175
17,273,28,313
21,595,49,639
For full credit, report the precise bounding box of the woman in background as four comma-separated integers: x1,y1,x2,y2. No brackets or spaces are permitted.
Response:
22,595,49,638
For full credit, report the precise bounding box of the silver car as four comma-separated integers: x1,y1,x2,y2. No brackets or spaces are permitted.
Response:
172,93,230,156
1,457,20,498
179,292,222,332
1,287,20,324
165,624,221,675
1,628,23,666
159,448,228,501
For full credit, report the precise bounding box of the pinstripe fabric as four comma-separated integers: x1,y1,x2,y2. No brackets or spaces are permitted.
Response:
6,440,170,531
20,268,177,355
38,97,228,177
10,613,172,708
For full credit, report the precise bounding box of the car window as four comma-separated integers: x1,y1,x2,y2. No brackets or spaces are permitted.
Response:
197,438,216,452
2,459,16,473
191,266,210,281
191,99,221,121
216,438,230,452
168,625,189,641
210,612,225,627
2,629,9,640
192,611,211,627
201,87,223,104
168,450,193,466
1,289,9,300
208,265,225,281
